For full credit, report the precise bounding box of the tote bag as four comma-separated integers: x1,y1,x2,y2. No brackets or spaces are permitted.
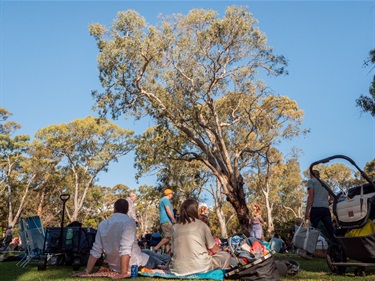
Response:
292,222,320,254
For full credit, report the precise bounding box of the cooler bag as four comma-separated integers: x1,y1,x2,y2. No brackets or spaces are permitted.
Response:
335,184,375,227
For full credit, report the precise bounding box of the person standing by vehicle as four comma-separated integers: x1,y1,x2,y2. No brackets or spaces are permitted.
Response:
153,188,176,254
305,170,336,243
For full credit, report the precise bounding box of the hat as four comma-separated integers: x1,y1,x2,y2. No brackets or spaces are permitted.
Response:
164,189,173,195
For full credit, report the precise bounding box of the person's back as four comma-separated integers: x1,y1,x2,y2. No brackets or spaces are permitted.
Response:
171,219,213,275
269,236,283,253
153,189,176,253
170,199,230,276
91,213,135,272
308,177,330,208
4,227,13,247
150,231,162,247
159,196,173,224
305,170,335,244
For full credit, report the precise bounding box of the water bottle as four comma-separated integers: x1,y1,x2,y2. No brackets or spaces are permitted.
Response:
66,228,73,245
131,264,138,278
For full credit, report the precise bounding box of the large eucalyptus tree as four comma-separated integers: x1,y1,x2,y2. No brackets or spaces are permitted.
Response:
89,6,305,230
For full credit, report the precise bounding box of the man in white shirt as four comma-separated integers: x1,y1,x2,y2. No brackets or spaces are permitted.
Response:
75,199,170,279
75,199,133,279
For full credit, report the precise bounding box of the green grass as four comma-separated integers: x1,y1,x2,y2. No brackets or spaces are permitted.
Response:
1,254,375,281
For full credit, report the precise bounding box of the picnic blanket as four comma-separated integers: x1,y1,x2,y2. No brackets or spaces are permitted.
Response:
139,268,225,280
75,267,225,280
74,267,119,278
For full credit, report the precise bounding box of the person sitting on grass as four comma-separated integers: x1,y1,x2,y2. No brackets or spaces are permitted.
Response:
269,233,286,253
74,199,134,279
74,199,170,279
169,199,230,276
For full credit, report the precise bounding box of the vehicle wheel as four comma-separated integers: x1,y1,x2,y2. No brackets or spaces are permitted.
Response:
37,256,47,271
354,267,365,277
326,244,346,274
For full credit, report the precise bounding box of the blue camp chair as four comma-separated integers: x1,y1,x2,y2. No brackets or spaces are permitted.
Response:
16,216,45,267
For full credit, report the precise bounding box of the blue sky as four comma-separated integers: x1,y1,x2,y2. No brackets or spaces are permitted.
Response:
1,1,375,191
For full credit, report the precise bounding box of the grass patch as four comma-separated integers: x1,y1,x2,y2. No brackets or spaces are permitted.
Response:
1,254,375,281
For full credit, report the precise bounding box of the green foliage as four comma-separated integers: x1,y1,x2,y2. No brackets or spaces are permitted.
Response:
364,158,375,180
303,163,357,195
33,116,135,222
0,108,32,227
90,6,306,231
136,184,160,233
356,49,375,117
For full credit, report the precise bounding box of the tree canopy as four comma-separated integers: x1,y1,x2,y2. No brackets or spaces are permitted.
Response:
89,6,306,230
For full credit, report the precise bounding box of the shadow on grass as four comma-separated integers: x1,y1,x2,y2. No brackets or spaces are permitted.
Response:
2,254,375,281
276,253,375,280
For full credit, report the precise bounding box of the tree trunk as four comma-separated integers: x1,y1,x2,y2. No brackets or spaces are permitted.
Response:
264,189,274,236
7,182,13,227
211,181,229,238
216,206,228,238
225,178,250,234
37,185,47,217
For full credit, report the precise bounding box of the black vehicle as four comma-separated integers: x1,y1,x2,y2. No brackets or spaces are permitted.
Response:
309,155,375,277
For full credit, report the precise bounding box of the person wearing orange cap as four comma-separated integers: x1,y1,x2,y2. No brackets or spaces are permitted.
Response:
153,188,176,254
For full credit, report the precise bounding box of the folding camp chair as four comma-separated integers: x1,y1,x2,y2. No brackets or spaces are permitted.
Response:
16,216,45,267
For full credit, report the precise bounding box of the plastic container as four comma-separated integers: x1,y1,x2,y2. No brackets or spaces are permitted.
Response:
66,228,73,245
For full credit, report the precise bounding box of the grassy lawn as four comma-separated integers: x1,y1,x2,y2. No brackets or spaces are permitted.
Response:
1,254,375,281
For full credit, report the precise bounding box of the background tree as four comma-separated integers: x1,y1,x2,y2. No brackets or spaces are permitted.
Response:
136,125,243,238
303,163,356,196
135,126,206,199
0,109,31,227
89,6,306,231
364,158,375,180
135,184,160,234
208,179,230,239
277,157,304,220
356,49,375,117
34,116,135,222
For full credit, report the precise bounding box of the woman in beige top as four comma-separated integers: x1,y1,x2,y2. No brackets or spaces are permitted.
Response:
169,199,230,276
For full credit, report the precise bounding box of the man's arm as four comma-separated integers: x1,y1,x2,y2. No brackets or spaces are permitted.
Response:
114,219,136,279
75,224,103,276
74,255,98,276
165,206,176,223
305,188,314,220
111,254,131,279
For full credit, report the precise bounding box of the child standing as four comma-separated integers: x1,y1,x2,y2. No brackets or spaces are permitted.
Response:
249,204,265,240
